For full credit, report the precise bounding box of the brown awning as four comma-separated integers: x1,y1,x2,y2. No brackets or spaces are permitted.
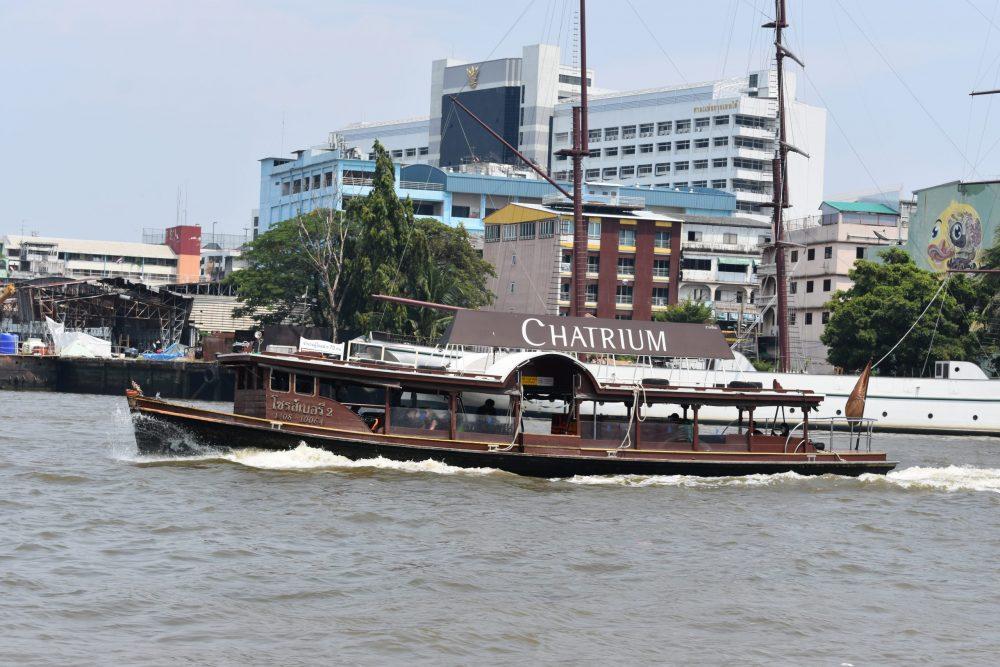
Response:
444,311,734,359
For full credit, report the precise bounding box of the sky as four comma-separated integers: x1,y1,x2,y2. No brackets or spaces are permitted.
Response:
3,0,1000,240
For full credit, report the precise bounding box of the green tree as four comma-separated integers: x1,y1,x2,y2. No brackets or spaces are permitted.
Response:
653,299,715,324
821,247,979,375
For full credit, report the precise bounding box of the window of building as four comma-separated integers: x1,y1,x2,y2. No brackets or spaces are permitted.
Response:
693,159,708,170
674,161,689,171
323,172,333,187
616,285,634,304
623,145,636,156
405,148,416,158
712,179,727,189
485,225,500,242
790,312,797,325
733,157,767,171
617,256,635,275
823,278,831,292
589,128,602,142
675,140,690,151
805,312,813,325
588,148,600,158
451,205,471,218
292,179,301,194
657,121,672,135
807,248,815,261
655,230,670,248
588,255,599,273
502,225,517,241
619,228,636,246
560,282,570,299
620,165,635,177
791,249,799,262
519,222,536,239
588,220,601,241
694,138,709,149
391,149,403,158
790,281,797,294
281,182,290,196
295,374,316,396
694,117,710,130
585,168,600,178
622,125,637,139
639,143,653,154
824,246,833,259
657,142,671,152
270,370,290,392
652,287,670,305
714,115,730,126
419,146,429,156
585,283,599,302
604,146,618,157
653,259,670,277
604,127,619,140
856,246,865,259
682,257,712,271
692,180,707,187
723,233,738,244
806,280,814,293
555,153,567,161
602,167,618,178
639,123,654,137
637,164,653,176
687,230,702,242
735,114,770,129
555,132,569,142
675,119,691,133
674,181,688,188
758,235,771,245
714,136,729,147
655,163,670,175
509,281,516,293
712,158,729,168
822,311,830,324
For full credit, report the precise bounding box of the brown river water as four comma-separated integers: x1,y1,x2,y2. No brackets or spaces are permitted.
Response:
1,390,999,665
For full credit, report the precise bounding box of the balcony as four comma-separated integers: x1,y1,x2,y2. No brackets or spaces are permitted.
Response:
717,270,755,284
399,180,445,191
682,241,761,254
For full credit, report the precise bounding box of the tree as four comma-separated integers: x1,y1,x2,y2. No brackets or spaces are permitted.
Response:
653,299,715,324
821,247,980,375
227,211,339,327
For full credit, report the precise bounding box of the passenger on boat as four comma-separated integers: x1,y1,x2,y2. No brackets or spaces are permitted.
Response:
476,399,498,432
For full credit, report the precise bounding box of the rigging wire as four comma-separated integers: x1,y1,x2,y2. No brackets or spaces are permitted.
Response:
872,275,951,370
920,280,950,377
718,0,740,80
623,0,688,84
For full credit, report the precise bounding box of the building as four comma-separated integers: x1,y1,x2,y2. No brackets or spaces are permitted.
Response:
321,43,826,223
2,234,183,285
482,195,682,320
676,214,771,343
258,147,736,234
908,179,1000,273
759,200,905,371
550,70,825,220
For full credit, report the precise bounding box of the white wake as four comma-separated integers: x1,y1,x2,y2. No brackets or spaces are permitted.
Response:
221,443,500,476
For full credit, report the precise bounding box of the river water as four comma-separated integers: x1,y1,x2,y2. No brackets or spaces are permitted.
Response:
2,390,999,665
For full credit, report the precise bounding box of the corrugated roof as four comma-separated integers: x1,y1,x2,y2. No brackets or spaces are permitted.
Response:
675,213,771,229
822,201,898,214
484,202,681,223
1,235,177,259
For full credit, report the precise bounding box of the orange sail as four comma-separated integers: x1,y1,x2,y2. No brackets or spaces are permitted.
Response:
844,359,873,420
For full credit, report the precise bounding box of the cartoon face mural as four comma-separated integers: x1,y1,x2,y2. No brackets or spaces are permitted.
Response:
927,201,984,271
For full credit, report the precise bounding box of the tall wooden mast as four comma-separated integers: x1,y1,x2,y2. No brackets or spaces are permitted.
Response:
553,0,589,316
764,0,806,372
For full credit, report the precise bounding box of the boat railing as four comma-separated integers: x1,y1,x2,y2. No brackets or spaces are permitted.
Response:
783,417,877,453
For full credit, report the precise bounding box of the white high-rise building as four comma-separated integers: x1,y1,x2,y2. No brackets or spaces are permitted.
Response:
549,70,826,221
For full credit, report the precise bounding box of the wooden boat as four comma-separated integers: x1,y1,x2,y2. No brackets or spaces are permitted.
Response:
127,315,895,477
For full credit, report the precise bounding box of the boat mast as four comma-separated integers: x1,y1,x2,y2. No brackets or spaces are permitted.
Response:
553,0,589,316
764,0,805,372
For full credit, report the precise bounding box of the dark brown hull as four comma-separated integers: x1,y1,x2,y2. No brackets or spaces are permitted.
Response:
130,400,897,478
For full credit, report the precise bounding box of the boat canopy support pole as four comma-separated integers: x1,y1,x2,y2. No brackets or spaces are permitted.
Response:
449,392,458,440
747,407,755,451
692,406,700,449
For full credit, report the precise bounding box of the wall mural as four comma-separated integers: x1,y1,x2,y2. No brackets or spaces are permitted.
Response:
908,182,1000,272
926,201,983,271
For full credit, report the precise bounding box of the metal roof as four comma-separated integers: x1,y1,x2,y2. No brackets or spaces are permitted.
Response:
2,235,177,259
822,200,898,215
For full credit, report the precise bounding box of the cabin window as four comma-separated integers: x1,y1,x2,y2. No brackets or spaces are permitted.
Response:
295,374,316,396
270,370,290,392
236,369,248,390
319,378,337,399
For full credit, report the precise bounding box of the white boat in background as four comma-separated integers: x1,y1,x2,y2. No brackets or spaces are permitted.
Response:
343,335,1000,436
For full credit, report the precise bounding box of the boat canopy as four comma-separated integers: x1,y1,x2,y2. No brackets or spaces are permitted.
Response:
443,311,734,359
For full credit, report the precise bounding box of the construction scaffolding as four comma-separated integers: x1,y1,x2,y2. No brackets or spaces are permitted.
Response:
14,277,192,350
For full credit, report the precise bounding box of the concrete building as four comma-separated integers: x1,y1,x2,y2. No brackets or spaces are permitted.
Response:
758,200,905,372
550,70,826,221
2,234,182,285
483,197,681,320
258,147,736,234
321,43,826,224
676,214,771,342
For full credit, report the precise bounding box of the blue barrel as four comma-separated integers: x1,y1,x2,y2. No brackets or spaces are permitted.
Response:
0,333,18,355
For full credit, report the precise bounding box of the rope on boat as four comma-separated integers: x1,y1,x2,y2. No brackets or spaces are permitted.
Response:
617,383,648,450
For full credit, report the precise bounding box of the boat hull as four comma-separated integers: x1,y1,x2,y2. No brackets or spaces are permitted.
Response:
131,401,896,479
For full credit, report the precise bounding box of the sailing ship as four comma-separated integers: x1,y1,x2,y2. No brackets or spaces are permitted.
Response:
127,311,895,477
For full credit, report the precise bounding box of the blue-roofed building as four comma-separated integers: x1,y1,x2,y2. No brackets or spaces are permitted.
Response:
258,147,737,236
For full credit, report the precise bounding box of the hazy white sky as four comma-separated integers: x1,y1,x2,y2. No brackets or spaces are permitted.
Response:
3,0,1000,239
